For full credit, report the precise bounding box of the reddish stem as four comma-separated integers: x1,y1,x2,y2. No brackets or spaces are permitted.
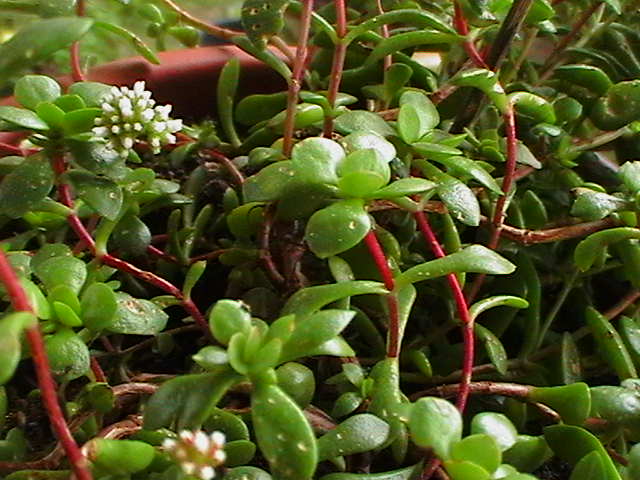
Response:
70,0,86,82
363,231,401,358
322,0,348,137
414,211,474,412
466,106,518,302
51,155,212,341
90,357,107,383
375,0,392,71
282,0,314,156
0,251,92,480
453,0,489,69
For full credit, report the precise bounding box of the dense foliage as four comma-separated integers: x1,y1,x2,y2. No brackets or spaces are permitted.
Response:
3,0,640,479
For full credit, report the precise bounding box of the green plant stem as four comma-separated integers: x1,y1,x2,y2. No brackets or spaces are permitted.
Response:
0,251,92,480
70,0,86,82
363,230,401,358
466,106,518,302
536,270,579,350
157,0,241,40
323,0,347,137
414,211,474,413
283,0,314,156
571,126,631,152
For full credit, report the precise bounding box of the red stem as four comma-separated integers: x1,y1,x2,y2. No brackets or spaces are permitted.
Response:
0,251,92,480
375,0,392,71
453,0,489,69
363,231,401,358
466,106,518,302
323,0,348,137
70,0,86,82
414,211,474,412
282,0,314,156
51,155,212,341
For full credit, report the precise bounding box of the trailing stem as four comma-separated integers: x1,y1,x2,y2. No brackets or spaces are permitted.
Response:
466,106,518,302
323,0,348,137
0,251,92,480
414,211,474,413
363,230,401,358
453,0,488,69
50,154,212,341
282,0,314,156
375,0,392,71
70,0,86,82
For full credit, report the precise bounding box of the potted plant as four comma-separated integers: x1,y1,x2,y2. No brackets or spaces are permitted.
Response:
2,0,640,479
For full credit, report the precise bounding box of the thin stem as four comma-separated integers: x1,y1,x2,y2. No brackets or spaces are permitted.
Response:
259,204,285,287
363,231,401,358
414,211,474,413
453,0,489,69
70,0,86,82
0,251,92,480
51,154,212,340
282,0,314,156
498,217,617,244
323,0,347,137
538,2,603,81
375,0,392,71
536,270,578,349
206,149,244,186
466,106,518,302
158,0,242,40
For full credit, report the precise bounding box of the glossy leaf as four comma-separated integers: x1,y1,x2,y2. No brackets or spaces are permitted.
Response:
87,439,155,475
555,65,613,96
93,21,159,64
144,371,240,430
509,92,556,124
0,154,54,218
252,383,318,480
44,328,90,381
396,245,515,286
430,156,502,195
282,281,387,316
209,299,252,346
471,412,518,451
451,69,508,113
34,255,86,295
503,436,551,473
14,75,61,110
319,464,421,480
80,283,117,331
569,451,606,480
529,383,591,425
450,434,501,473
590,385,640,431
364,31,461,67
591,80,640,130
108,292,168,335
225,467,273,480
305,199,371,258
571,189,628,221
397,90,439,143
368,178,436,199
276,363,315,408
65,170,122,220
341,132,397,163
0,312,36,385
317,414,390,461
291,137,345,185
443,460,491,480
334,110,395,137
574,228,640,271
409,397,461,459
475,324,508,375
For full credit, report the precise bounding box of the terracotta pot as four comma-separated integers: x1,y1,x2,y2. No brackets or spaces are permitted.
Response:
0,45,286,144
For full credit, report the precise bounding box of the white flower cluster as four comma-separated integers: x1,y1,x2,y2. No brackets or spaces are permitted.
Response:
162,430,226,480
92,81,183,157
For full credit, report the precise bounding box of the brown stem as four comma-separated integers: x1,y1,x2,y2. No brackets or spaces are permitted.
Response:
206,149,244,186
322,0,347,138
259,204,285,286
538,2,603,81
499,217,617,245
0,251,92,480
282,0,314,156
158,0,242,40
375,0,392,71
70,0,86,82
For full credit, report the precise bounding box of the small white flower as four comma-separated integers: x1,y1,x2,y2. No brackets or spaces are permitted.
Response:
92,80,183,157
162,430,226,480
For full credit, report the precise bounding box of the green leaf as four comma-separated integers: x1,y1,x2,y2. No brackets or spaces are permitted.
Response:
14,75,61,110
0,312,36,385
450,434,501,473
408,397,461,459
475,324,508,375
529,383,591,425
569,451,606,480
319,464,422,480
282,281,387,316
469,295,529,320
34,255,86,295
509,92,556,124
555,65,613,96
80,283,117,331
317,414,389,461
397,90,439,143
503,436,551,473
143,371,240,430
93,21,159,64
62,107,102,135
430,156,502,195
543,425,621,479
0,17,93,80
110,214,151,256
44,328,90,381
67,82,112,108
570,189,628,221
108,292,168,335
443,461,491,480
337,149,391,197
341,132,397,163
334,111,395,136
451,69,508,113
574,227,640,271
619,161,640,193
55,94,86,112
559,332,583,384
209,299,252,345
252,383,318,480
0,154,54,218
396,245,515,286
217,57,241,148
591,80,640,130
471,413,517,451
225,467,273,480
243,161,296,203
520,190,548,229
276,363,315,408
291,137,346,185
305,199,372,258
629,443,640,479
364,31,462,67
280,309,355,363
0,106,49,130
87,438,155,475
65,170,122,220
368,178,436,199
